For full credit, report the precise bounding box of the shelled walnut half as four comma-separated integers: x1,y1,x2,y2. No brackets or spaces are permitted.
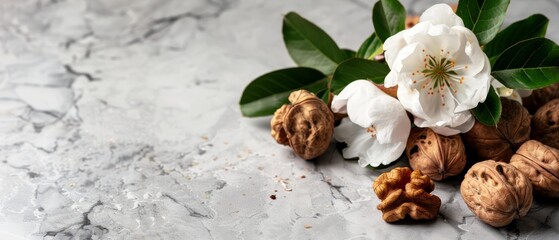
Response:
531,98,559,150
373,167,441,222
406,128,466,181
462,98,530,162
460,160,533,227
510,140,559,198
271,90,334,160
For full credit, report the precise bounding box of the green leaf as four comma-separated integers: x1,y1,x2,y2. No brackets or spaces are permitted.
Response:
316,88,331,104
372,0,406,42
342,49,357,59
331,58,390,93
456,0,511,45
356,32,384,59
240,67,327,117
491,38,559,89
485,14,549,63
471,87,501,126
283,12,347,74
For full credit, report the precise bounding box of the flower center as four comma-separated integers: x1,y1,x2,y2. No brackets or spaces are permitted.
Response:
367,126,377,138
410,49,469,106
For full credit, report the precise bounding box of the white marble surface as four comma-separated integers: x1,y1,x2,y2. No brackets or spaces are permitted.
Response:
1,0,559,239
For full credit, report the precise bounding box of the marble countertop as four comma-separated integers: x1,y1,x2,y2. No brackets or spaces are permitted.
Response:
1,0,559,239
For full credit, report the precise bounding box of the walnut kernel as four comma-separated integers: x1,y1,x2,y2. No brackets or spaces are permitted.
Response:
271,90,334,160
373,167,441,222
406,128,466,181
460,160,533,227
510,140,559,198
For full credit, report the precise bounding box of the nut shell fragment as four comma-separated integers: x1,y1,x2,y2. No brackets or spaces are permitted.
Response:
510,140,559,198
462,98,530,162
373,167,441,222
406,128,466,181
460,160,533,227
271,90,334,160
531,98,559,150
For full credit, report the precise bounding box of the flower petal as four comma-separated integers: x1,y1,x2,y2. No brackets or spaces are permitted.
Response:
384,31,406,67
337,81,410,143
384,70,399,88
332,80,376,114
452,57,491,112
414,111,474,136
333,80,379,127
363,95,411,143
451,26,486,75
361,140,406,167
392,42,425,73
397,83,457,125
420,4,464,27
334,118,372,159
335,119,406,167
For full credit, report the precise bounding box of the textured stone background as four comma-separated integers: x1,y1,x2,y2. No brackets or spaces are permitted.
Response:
0,0,558,239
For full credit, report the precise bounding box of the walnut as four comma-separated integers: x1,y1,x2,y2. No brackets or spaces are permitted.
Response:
373,167,441,222
271,90,334,160
531,98,559,150
406,128,466,181
510,140,559,198
522,83,559,113
462,98,530,162
460,160,533,227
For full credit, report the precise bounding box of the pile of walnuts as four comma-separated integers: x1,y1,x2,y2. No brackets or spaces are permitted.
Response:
372,85,559,226
270,85,559,227
456,85,559,227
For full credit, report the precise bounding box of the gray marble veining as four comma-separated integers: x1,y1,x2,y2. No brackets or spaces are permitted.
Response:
1,0,559,239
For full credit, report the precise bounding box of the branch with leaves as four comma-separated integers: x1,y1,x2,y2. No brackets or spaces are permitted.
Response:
240,0,559,127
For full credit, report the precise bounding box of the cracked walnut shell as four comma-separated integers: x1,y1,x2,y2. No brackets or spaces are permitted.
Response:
531,98,559,150
460,160,533,227
373,167,441,222
462,98,530,162
271,90,334,160
406,128,466,181
510,140,559,198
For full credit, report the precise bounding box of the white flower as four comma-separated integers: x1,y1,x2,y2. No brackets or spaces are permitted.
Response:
331,80,411,167
383,4,492,136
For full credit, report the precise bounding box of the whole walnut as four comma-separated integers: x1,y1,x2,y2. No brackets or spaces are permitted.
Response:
373,167,441,222
522,83,559,113
510,140,559,198
462,98,530,162
406,128,466,181
271,90,334,160
531,98,559,150
460,160,533,227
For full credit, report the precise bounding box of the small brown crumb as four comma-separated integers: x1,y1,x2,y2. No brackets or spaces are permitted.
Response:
304,224,312,229
270,194,277,200
274,190,278,192
300,175,306,179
